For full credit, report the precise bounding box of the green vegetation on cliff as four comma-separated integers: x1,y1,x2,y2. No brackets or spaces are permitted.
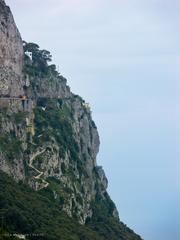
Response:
23,42,59,78
0,36,142,239
0,0,143,238
0,171,142,240
0,110,25,163
34,97,77,160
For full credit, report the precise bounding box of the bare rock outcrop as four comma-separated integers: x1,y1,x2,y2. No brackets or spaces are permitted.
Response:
0,0,24,96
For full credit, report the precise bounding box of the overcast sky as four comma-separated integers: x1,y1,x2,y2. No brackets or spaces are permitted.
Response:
6,0,180,239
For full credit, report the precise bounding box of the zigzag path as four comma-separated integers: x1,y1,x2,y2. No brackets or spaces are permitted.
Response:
28,149,49,189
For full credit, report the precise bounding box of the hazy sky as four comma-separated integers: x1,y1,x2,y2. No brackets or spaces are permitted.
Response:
6,0,179,239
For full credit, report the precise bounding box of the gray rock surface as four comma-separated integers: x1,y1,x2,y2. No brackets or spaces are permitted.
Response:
0,0,24,96
0,0,23,73
0,0,119,225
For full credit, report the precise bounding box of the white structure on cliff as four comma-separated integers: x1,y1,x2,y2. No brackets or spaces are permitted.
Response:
25,51,32,61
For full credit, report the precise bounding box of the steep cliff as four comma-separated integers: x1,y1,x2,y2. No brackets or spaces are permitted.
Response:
0,1,142,239
0,0,24,96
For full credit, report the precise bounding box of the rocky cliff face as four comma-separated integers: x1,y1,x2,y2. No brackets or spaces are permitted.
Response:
26,94,109,224
0,0,24,96
0,1,142,239
0,0,116,225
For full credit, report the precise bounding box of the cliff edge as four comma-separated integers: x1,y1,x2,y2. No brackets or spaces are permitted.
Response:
0,1,142,239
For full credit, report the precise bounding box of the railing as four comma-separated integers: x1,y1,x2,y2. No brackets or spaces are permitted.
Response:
0,97,30,100
0,97,32,110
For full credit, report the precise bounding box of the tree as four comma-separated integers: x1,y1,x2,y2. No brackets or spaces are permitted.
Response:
40,50,52,63
23,41,61,77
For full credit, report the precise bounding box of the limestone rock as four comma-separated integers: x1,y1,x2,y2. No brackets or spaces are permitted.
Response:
0,0,24,96
0,0,119,227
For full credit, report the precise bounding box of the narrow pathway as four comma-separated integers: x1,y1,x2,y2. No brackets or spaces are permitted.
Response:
0,97,29,100
28,149,49,189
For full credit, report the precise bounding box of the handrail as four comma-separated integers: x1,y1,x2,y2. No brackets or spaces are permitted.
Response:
0,97,30,100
